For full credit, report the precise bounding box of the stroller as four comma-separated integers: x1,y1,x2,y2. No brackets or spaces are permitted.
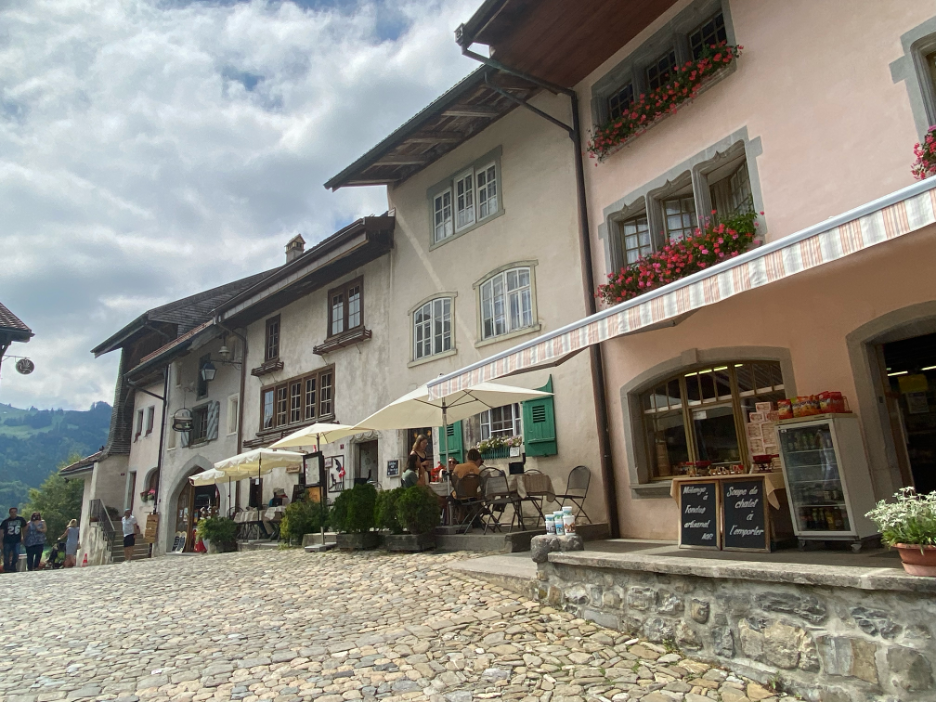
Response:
47,541,67,569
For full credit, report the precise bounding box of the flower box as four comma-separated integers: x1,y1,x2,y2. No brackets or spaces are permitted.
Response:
597,210,759,305
588,42,742,161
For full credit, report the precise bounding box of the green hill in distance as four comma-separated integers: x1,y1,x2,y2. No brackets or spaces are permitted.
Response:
0,401,111,514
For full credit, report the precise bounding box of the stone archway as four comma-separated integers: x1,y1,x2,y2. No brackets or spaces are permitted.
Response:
847,300,936,501
160,455,214,553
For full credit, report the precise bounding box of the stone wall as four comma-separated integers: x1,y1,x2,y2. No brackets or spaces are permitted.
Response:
536,560,936,702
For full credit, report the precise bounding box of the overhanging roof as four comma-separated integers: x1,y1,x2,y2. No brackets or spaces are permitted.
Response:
218,214,396,326
325,67,538,190
428,177,936,398
455,0,679,88
60,450,103,477
91,269,277,357
0,302,33,343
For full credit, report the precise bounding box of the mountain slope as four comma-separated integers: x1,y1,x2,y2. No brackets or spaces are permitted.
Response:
0,401,111,513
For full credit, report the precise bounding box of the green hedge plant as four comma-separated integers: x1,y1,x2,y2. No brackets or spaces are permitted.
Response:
376,488,405,535
280,500,330,545
396,486,440,535
196,516,238,544
331,483,377,534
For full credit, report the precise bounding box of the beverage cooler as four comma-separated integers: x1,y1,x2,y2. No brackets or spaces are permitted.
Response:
777,414,879,550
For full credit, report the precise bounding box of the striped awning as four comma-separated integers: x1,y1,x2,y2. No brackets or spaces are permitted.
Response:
428,177,936,399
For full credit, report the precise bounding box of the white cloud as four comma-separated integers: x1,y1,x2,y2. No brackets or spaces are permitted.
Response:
0,0,481,410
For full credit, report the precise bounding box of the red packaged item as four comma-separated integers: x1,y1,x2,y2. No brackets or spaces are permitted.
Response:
777,399,793,420
819,391,848,413
806,395,821,416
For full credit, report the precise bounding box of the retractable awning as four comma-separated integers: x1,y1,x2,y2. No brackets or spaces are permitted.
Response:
428,177,936,399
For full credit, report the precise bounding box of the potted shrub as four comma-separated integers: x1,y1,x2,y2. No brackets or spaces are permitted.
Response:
385,486,440,552
331,483,379,550
280,499,329,546
376,487,405,536
196,516,238,554
866,487,936,576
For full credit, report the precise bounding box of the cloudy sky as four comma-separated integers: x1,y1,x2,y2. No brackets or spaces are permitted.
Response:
0,0,482,411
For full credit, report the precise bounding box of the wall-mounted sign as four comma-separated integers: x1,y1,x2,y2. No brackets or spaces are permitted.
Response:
386,459,400,477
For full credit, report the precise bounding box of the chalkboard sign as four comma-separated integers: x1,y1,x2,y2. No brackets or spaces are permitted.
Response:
678,481,720,549
721,477,770,551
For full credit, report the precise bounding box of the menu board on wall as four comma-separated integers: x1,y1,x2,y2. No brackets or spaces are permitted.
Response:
678,481,719,549
721,477,770,551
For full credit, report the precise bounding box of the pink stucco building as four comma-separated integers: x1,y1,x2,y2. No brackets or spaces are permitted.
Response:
434,0,936,541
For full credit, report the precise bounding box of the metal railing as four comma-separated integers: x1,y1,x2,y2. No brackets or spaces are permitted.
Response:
88,499,116,542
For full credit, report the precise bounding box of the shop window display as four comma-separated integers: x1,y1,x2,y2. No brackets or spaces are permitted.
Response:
641,361,785,480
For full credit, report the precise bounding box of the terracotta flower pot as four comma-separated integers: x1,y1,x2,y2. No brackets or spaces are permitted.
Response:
894,544,936,576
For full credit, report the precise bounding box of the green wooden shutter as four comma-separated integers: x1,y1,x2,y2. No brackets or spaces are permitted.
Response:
437,420,464,463
522,376,557,457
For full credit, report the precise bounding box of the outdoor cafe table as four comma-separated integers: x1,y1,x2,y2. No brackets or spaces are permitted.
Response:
234,507,286,539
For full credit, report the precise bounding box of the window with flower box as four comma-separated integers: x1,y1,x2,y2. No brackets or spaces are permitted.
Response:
593,2,735,128
610,140,757,272
427,148,503,247
265,316,280,362
259,366,335,432
641,361,785,480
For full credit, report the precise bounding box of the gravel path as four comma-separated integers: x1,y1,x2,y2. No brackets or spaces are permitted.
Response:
0,550,795,702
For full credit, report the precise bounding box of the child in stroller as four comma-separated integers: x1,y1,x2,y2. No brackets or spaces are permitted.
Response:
47,540,67,569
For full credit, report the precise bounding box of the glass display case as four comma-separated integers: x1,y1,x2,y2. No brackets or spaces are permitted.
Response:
777,414,879,548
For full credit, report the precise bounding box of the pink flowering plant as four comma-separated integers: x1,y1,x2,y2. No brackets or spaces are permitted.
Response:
911,126,936,180
596,209,759,305
587,42,742,161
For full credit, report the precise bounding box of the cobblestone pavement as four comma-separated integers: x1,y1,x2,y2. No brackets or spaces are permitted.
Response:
0,550,796,702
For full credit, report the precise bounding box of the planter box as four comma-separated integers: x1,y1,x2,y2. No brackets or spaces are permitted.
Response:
336,532,381,551
384,532,435,552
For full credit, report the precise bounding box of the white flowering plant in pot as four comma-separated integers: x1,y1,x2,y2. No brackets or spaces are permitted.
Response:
866,487,936,576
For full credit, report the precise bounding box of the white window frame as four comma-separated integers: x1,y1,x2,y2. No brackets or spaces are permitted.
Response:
480,267,533,340
476,162,498,220
454,169,475,231
144,406,155,435
227,394,239,435
480,403,522,441
134,409,144,440
413,297,452,361
433,189,453,243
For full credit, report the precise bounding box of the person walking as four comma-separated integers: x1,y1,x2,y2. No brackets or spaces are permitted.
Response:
23,512,47,571
1,507,27,573
60,519,79,568
121,509,140,563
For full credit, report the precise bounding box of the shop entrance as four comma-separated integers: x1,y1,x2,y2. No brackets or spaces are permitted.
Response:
175,477,218,552
881,332,936,494
356,440,379,484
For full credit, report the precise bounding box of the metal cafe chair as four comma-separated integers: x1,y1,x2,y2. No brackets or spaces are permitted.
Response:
521,469,557,525
451,473,483,528
555,465,593,523
479,469,525,533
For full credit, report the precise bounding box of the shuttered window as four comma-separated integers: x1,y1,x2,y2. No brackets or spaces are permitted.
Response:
521,377,557,457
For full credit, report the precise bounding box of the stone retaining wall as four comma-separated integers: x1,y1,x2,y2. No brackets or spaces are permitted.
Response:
536,560,936,702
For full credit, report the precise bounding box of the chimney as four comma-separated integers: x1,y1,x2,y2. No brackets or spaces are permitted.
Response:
285,234,305,263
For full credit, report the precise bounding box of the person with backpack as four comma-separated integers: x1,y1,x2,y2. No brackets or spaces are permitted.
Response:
22,512,47,571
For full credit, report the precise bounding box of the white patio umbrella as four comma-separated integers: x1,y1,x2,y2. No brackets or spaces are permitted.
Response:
214,449,305,508
352,381,552,466
270,422,362,451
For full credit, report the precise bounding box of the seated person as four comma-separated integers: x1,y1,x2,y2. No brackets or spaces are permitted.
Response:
453,449,483,480
268,488,290,507
401,454,421,488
